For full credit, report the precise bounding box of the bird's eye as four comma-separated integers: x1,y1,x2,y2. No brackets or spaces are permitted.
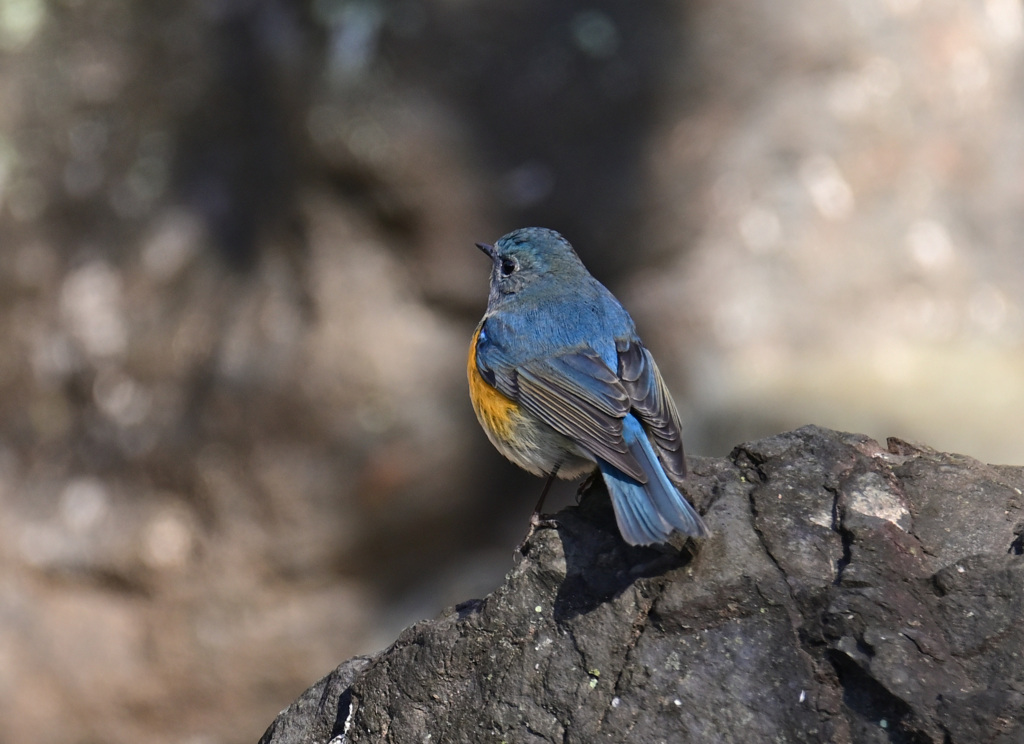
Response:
500,257,518,276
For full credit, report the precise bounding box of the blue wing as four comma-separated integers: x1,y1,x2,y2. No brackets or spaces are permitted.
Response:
617,339,687,484
476,321,646,481
476,321,686,484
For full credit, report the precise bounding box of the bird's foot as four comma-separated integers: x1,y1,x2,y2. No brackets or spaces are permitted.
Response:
516,511,560,556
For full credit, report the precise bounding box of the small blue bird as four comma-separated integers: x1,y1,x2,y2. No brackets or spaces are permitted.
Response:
468,227,708,546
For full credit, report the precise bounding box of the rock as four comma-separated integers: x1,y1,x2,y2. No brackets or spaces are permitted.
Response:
258,426,1024,743
258,657,372,744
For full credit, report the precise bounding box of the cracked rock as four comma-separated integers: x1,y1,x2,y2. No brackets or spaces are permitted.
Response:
259,426,1024,744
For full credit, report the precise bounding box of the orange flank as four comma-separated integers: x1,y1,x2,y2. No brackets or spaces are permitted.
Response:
468,325,518,440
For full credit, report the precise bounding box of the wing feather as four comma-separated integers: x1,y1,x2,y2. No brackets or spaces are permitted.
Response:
474,322,686,486
514,353,646,482
617,339,687,484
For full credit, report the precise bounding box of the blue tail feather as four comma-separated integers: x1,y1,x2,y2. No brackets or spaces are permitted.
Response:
597,416,708,545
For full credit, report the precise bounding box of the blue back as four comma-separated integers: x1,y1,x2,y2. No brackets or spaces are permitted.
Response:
478,227,635,372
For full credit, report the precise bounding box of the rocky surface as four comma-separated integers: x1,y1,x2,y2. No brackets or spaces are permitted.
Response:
260,426,1024,744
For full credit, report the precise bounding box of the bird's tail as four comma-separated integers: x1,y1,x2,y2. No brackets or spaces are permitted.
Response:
598,416,709,546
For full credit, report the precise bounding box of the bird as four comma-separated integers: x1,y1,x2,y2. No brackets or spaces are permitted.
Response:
468,227,709,546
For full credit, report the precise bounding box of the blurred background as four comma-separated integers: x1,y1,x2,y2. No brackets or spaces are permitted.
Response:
1,0,1022,742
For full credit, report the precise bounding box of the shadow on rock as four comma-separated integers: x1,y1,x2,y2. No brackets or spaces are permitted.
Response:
527,483,697,623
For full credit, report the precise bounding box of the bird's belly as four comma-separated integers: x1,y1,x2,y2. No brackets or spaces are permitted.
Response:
484,406,595,479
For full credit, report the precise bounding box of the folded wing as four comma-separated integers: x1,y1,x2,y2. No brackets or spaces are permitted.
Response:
616,339,687,484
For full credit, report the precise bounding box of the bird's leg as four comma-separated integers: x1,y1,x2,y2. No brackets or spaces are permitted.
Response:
517,465,560,555
532,467,559,518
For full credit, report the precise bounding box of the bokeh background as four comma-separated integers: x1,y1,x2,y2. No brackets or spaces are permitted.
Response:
1,0,1023,742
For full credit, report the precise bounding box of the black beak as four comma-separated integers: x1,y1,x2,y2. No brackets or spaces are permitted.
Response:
475,242,495,259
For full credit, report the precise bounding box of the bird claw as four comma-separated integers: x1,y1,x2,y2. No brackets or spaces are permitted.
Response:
516,512,559,555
